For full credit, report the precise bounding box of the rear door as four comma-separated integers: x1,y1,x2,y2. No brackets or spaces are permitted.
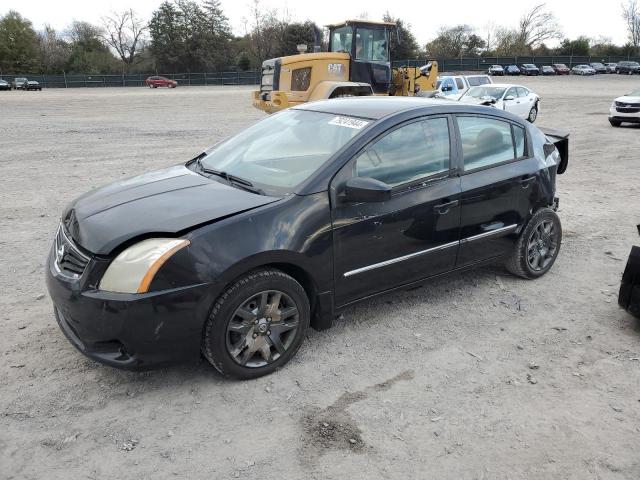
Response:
454,114,540,265
331,116,461,306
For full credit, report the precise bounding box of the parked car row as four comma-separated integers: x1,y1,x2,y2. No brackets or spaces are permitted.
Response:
0,77,42,90
487,62,638,76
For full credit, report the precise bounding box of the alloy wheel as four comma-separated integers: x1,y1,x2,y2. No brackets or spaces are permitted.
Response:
225,290,300,368
526,219,559,272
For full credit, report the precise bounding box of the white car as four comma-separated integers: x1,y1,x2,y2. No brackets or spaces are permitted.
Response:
571,65,596,75
457,84,540,123
609,88,640,127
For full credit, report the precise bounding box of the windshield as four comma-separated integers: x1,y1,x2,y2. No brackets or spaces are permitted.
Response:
628,89,640,96
355,27,388,61
462,86,506,101
198,110,368,194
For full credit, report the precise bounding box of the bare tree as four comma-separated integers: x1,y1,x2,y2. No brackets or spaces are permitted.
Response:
482,22,497,53
622,0,640,50
517,3,562,51
102,9,146,72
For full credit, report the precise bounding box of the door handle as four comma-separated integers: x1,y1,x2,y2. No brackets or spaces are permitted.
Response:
434,200,459,215
520,176,535,188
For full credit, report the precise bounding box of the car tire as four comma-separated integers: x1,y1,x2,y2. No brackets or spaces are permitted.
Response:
202,268,310,379
527,104,538,123
609,119,622,127
506,208,562,279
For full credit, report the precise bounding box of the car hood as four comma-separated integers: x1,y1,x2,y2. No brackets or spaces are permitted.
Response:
458,96,499,106
63,165,281,255
615,95,640,103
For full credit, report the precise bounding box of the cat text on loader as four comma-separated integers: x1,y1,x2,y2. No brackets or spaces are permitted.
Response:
252,20,438,114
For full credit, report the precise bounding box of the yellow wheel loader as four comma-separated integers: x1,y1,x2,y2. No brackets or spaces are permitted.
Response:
252,20,438,113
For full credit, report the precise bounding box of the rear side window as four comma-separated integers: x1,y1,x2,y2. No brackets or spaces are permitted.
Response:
457,116,524,170
455,78,465,89
513,125,526,157
517,87,529,97
467,76,490,86
355,117,450,186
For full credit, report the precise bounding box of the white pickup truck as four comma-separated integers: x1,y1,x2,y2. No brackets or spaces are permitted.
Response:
434,74,492,98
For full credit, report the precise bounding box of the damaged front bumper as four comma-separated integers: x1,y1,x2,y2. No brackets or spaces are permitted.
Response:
618,225,640,319
46,246,209,369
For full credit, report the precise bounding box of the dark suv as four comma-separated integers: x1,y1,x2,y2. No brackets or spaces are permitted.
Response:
616,61,640,74
46,97,569,379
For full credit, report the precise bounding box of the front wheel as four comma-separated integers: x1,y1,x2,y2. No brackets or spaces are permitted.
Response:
202,269,310,379
609,119,622,127
527,104,538,123
506,208,562,279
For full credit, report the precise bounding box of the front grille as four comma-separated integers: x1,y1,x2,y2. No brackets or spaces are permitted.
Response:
55,226,90,278
616,101,640,113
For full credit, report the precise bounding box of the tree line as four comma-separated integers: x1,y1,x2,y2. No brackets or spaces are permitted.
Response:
1,0,640,75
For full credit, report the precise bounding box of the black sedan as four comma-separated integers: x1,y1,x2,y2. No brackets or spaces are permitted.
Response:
0,79,10,90
46,98,569,379
24,80,42,91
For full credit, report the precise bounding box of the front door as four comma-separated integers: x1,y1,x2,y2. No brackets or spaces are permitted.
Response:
454,114,540,264
503,86,528,118
331,116,461,306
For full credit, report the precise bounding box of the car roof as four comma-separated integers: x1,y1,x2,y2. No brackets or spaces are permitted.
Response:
292,96,522,121
475,83,523,88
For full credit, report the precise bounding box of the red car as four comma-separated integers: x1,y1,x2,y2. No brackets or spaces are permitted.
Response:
552,64,570,75
145,76,178,88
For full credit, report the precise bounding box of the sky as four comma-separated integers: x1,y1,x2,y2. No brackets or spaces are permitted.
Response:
5,0,630,47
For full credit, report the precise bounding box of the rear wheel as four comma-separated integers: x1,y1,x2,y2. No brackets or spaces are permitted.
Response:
202,269,310,379
527,104,538,123
506,208,562,279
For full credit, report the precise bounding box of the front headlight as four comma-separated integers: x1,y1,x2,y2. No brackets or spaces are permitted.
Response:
99,238,190,293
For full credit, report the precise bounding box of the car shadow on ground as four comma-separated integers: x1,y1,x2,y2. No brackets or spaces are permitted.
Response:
74,264,510,387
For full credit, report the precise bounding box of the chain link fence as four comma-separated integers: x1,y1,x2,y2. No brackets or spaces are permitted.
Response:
0,71,261,88
3,55,640,88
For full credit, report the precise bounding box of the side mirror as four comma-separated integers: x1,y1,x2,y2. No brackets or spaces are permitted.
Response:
504,95,515,101
343,177,392,203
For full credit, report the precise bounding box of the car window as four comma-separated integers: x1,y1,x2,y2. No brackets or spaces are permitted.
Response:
455,78,465,89
467,76,490,86
513,125,526,157
330,26,352,53
516,87,529,97
355,27,388,62
457,116,519,170
355,118,450,187
505,87,517,99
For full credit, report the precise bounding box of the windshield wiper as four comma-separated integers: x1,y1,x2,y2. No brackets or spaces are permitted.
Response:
196,159,265,195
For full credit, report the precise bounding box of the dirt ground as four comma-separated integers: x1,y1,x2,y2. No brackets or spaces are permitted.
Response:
1,76,639,480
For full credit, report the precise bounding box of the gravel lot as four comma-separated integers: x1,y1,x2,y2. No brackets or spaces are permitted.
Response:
1,76,639,480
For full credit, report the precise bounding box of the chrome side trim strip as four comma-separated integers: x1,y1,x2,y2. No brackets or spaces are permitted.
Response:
459,224,518,244
343,241,460,278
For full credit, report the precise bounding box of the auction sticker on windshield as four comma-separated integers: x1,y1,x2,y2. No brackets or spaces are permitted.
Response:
328,116,370,129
